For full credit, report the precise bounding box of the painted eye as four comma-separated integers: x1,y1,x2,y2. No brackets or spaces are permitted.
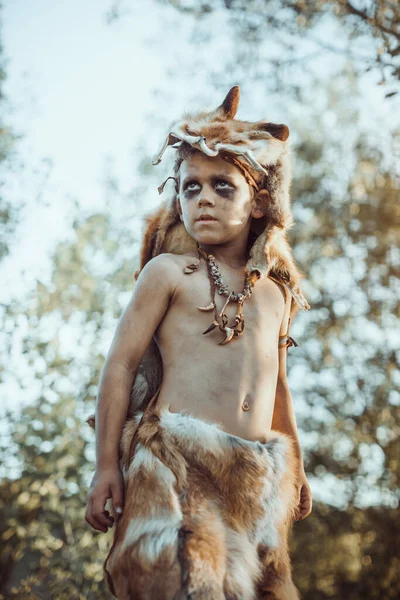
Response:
216,180,231,188
186,181,199,190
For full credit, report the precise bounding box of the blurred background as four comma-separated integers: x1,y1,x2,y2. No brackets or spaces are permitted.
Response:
0,0,399,598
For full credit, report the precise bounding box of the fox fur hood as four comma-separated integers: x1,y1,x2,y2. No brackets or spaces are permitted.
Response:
136,85,310,320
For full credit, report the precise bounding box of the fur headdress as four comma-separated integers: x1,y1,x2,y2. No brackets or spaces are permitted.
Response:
136,85,310,319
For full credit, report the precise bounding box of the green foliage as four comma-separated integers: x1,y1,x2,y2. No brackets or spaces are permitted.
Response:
291,79,400,504
0,407,113,599
158,0,400,91
0,13,21,261
292,504,400,599
1,210,137,597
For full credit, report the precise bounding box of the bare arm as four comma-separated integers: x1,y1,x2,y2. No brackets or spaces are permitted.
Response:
272,292,304,473
85,254,180,532
95,253,179,469
272,382,304,470
273,379,312,521
273,292,312,522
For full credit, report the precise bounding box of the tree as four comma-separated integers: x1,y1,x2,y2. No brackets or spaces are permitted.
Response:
0,205,138,598
0,10,21,261
155,0,400,92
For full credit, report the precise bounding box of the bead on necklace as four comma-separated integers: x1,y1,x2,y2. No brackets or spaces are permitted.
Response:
193,243,255,345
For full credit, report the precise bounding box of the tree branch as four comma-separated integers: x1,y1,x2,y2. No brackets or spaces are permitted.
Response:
340,0,400,41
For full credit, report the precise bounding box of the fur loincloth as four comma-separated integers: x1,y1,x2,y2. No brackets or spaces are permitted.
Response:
103,394,301,600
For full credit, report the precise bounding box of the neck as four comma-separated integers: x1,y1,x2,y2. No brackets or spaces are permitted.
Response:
198,237,248,269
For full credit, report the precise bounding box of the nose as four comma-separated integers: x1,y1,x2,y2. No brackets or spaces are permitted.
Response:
197,189,215,208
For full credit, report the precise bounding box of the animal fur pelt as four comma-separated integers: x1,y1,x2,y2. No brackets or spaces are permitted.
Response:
86,85,311,433
141,84,310,316
102,392,301,600
127,87,310,415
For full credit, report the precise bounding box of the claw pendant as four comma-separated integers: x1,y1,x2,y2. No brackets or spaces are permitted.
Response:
196,244,254,345
203,320,219,335
184,260,200,274
197,302,215,311
219,326,235,345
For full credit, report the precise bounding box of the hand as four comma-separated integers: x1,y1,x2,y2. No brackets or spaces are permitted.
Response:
294,470,312,521
85,466,124,533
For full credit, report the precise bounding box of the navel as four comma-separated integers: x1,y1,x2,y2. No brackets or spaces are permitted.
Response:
241,394,253,412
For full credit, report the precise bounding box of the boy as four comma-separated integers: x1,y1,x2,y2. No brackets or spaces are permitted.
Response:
85,86,312,600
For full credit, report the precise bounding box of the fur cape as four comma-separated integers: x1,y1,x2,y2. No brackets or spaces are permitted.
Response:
102,390,301,600
140,85,309,315
134,86,310,416
86,84,311,430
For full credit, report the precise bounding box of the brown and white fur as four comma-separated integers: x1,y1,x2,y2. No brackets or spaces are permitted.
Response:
102,392,301,599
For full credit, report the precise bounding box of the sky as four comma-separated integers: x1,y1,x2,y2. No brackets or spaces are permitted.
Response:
2,0,231,295
1,0,399,508
2,0,174,298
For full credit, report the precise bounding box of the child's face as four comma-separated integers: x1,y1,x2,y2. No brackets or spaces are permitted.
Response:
177,152,266,247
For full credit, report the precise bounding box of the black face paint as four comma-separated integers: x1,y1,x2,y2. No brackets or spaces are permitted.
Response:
183,177,237,199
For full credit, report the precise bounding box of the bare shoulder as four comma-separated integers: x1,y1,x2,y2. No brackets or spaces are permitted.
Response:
162,251,199,267
267,274,288,303
139,253,182,282
107,254,189,372
137,252,198,294
263,274,291,337
148,252,199,275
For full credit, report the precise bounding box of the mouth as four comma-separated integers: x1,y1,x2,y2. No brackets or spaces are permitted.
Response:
197,215,218,222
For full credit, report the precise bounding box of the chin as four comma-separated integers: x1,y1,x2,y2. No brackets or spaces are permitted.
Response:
189,230,223,246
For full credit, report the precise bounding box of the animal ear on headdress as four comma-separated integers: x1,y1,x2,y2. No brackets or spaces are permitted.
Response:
152,85,242,167
256,122,290,142
214,85,240,120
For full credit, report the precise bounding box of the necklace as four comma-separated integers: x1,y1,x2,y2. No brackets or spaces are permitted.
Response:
183,243,255,345
203,250,253,302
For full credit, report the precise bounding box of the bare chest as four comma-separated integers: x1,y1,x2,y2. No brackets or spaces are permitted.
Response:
152,263,286,439
155,263,286,363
